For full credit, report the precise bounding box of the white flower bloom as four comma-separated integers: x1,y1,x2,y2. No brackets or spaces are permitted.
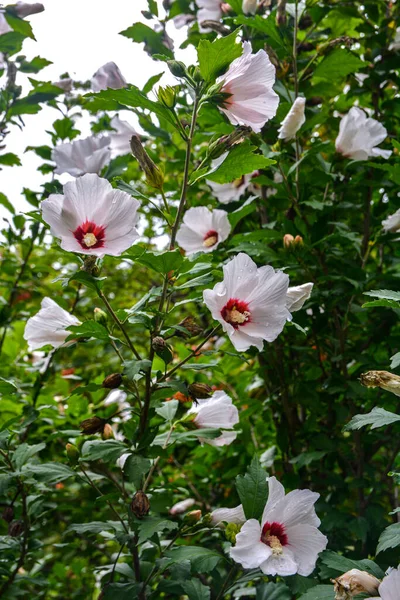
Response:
196,0,222,32
211,504,246,525
176,207,231,255
216,41,279,133
0,12,13,34
382,209,400,233
366,567,400,600
91,61,126,92
41,173,140,258
104,390,131,422
109,115,137,158
170,498,196,515
335,107,392,161
24,298,80,351
203,253,291,352
14,2,44,18
207,174,253,204
286,283,313,312
187,390,239,447
52,135,111,177
278,97,306,141
389,27,400,51
53,78,73,92
242,0,258,15
230,476,328,576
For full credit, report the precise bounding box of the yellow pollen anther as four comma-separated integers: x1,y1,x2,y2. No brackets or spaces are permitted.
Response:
83,233,97,247
226,307,250,324
267,535,283,555
203,235,218,248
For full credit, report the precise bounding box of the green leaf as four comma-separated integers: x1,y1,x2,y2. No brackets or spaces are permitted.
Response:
137,516,178,543
206,141,276,184
67,321,110,342
198,30,242,81
18,55,52,74
123,454,151,489
165,546,224,574
124,359,152,381
364,289,400,301
12,443,46,469
235,456,268,520
0,192,15,214
362,299,400,309
313,49,364,80
81,440,128,462
25,462,75,484
298,586,334,600
235,15,286,48
0,153,21,166
228,200,257,229
256,582,292,600
320,551,384,579
67,521,119,535
290,451,327,467
344,407,400,431
155,400,179,422
0,377,17,395
123,246,184,274
377,522,400,554
4,14,35,39
102,583,141,599
143,72,164,94
68,271,106,292
181,579,211,600
120,23,173,58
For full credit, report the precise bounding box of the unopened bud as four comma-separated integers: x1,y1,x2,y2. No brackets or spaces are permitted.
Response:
225,522,241,544
130,135,164,190
199,20,230,35
79,416,107,435
131,491,150,519
184,509,202,524
332,569,380,600
169,498,196,515
152,336,167,354
2,506,14,523
187,65,202,83
283,234,295,248
207,126,252,160
157,85,177,109
102,373,122,389
294,235,303,245
177,316,203,338
188,383,213,400
242,0,258,15
14,2,44,18
8,520,24,537
167,60,187,79
94,307,108,326
360,371,400,397
102,423,115,440
66,443,80,465
276,0,286,26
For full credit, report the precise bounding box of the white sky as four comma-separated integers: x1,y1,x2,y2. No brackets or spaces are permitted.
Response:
1,0,195,219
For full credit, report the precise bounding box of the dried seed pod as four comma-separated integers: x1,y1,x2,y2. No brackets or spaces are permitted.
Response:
102,373,122,389
188,383,213,401
8,520,24,537
131,491,150,519
360,370,400,397
79,416,107,435
332,569,380,600
177,317,203,338
2,506,14,523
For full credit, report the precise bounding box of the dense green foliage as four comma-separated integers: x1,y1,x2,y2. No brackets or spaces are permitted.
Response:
0,0,400,598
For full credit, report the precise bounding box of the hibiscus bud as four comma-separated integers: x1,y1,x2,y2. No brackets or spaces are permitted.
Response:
177,316,203,338
79,416,107,435
131,491,150,518
102,373,122,389
169,498,196,515
8,520,24,537
94,307,108,326
276,0,286,26
152,336,167,354
66,443,80,465
207,126,252,160
332,569,380,600
130,135,164,190
188,383,213,400
14,2,45,18
294,235,303,245
2,506,14,523
167,60,187,79
184,510,202,524
242,0,258,14
283,233,295,248
157,85,177,109
360,370,400,397
225,522,242,544
102,423,115,440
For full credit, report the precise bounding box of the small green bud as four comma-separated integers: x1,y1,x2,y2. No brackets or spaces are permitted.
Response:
66,443,80,465
94,307,108,326
225,522,242,544
157,85,177,109
167,60,187,79
183,509,202,525
130,135,164,190
102,423,115,440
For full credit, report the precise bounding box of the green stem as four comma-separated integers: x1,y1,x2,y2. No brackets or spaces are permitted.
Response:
98,290,142,360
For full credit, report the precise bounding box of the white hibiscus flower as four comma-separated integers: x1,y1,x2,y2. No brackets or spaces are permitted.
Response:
187,390,239,446
91,61,126,92
366,567,400,600
176,206,231,254
52,136,111,177
335,107,391,161
382,209,400,233
24,298,80,351
41,173,140,258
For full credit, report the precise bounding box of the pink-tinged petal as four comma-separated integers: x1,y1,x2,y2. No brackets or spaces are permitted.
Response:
230,519,272,568
286,282,314,312
52,136,111,176
204,429,238,447
211,505,246,525
379,567,400,600
109,116,137,157
335,106,390,161
285,523,328,576
259,547,298,576
188,390,239,429
91,62,126,92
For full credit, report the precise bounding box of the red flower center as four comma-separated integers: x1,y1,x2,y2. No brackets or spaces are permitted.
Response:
203,229,218,248
221,298,251,329
261,521,288,555
73,221,106,249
